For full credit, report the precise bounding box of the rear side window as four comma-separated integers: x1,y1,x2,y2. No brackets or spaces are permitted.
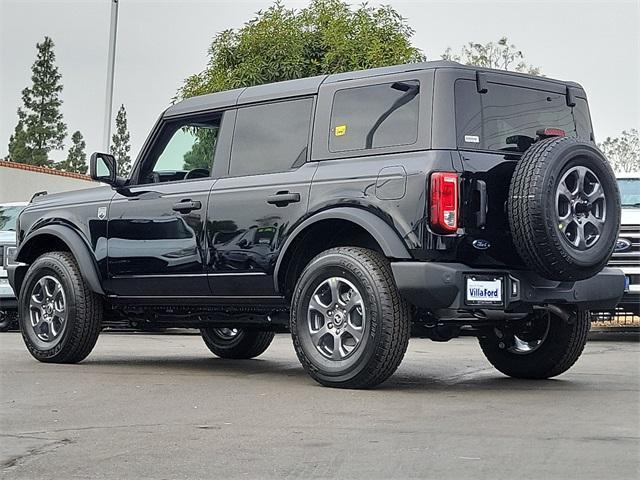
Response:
329,81,420,153
455,79,592,152
229,98,313,176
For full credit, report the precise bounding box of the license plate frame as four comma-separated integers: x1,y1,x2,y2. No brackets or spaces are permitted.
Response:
465,274,504,306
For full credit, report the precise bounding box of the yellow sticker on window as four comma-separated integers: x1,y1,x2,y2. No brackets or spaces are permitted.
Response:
334,125,347,136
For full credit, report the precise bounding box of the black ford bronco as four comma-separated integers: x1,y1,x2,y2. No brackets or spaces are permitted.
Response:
8,61,624,388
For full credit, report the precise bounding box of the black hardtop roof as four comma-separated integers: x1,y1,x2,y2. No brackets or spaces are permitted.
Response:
165,60,583,118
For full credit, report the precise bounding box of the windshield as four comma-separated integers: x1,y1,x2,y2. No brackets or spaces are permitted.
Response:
618,178,640,207
0,205,25,231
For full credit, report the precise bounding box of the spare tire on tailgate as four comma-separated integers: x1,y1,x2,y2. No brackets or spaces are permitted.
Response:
508,136,620,281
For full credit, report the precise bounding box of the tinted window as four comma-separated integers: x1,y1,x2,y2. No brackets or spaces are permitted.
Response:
229,98,313,177
329,81,420,153
455,79,592,152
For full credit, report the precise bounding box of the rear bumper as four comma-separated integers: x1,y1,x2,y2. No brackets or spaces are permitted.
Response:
391,262,625,312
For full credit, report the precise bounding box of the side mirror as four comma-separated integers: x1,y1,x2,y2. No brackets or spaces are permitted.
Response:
90,152,118,186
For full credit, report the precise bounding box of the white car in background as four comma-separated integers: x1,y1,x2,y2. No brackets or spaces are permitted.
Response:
608,173,640,316
0,202,28,331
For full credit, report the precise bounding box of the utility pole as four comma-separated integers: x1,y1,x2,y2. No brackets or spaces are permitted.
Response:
103,0,119,152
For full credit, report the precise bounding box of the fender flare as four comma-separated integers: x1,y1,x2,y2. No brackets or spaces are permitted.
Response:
273,207,411,292
16,224,105,295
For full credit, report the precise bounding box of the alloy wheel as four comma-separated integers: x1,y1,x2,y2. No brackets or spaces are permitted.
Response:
29,276,67,342
556,165,607,250
307,277,365,360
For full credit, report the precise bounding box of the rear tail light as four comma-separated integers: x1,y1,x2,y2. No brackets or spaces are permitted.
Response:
430,172,459,234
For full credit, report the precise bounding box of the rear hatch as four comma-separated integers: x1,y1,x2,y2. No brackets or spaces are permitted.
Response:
454,73,594,268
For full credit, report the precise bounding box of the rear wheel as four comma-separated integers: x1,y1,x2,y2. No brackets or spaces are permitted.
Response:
200,327,274,359
479,309,590,379
290,247,410,389
19,252,103,363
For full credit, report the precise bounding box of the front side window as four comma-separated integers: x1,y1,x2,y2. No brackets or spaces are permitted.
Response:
229,98,313,177
329,80,420,153
455,80,592,153
140,116,221,184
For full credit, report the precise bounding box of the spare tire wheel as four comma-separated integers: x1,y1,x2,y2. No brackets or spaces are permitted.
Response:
508,136,620,281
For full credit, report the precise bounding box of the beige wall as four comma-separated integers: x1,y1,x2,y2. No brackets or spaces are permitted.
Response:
0,168,97,203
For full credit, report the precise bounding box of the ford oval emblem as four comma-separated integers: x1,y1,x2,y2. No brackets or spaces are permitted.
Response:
472,239,491,250
615,238,632,252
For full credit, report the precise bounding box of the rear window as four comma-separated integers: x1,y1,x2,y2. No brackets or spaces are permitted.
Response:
329,80,420,153
455,80,592,152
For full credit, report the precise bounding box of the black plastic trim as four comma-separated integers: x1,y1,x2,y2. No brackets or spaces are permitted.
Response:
274,207,412,292
391,262,625,312
14,225,105,296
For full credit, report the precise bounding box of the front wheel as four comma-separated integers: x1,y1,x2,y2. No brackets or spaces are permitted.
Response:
19,252,103,363
479,309,590,379
290,247,410,389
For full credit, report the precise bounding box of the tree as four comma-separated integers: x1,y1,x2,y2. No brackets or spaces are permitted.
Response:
598,129,639,173
110,104,132,176
179,0,424,99
58,131,87,174
7,36,67,166
442,37,541,75
6,121,30,163
182,127,218,171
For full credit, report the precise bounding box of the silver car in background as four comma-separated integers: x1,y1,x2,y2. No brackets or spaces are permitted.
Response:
608,174,640,317
0,202,27,331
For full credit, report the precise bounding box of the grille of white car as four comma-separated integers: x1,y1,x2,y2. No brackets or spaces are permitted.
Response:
609,224,640,268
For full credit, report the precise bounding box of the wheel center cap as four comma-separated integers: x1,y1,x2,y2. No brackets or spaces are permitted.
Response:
572,199,590,216
333,311,344,326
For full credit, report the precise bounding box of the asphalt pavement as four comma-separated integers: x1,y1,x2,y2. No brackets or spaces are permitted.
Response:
1,332,638,479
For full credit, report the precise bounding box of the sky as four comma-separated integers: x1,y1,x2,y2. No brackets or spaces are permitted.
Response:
1,0,638,161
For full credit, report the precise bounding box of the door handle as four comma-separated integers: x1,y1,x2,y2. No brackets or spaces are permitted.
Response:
172,200,202,213
266,192,301,207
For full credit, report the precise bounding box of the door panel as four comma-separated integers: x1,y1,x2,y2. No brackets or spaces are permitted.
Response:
206,97,316,298
207,165,316,297
106,179,214,296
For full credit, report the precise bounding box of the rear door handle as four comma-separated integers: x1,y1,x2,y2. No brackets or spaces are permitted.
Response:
172,199,202,213
266,192,301,207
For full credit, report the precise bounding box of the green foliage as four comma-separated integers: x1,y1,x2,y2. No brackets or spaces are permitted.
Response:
7,120,30,163
442,37,541,75
58,130,87,174
7,36,67,166
183,127,218,171
599,129,640,173
110,104,132,176
179,0,424,99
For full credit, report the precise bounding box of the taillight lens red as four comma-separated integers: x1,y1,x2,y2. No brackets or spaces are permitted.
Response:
430,172,459,234
537,128,566,137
